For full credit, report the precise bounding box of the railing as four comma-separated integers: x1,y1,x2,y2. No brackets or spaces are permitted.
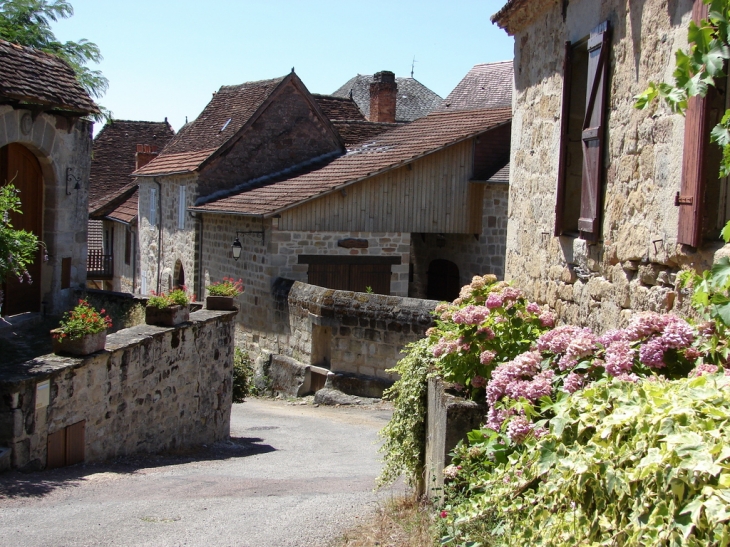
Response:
87,249,113,279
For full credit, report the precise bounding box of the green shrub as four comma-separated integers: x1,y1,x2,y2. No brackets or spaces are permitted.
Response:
441,374,730,546
377,338,433,488
232,348,254,402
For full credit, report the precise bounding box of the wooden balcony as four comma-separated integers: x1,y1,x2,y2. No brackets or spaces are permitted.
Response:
87,249,113,279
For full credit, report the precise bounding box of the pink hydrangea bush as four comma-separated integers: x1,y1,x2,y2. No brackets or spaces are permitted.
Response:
486,311,716,442
428,275,553,399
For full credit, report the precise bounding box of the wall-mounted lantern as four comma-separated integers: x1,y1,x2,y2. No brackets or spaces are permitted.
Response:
231,230,265,261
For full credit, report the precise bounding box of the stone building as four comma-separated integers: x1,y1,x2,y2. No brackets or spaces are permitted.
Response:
87,120,175,292
491,0,724,332
0,39,98,316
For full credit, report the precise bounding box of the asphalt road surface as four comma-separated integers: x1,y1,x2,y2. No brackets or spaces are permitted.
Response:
0,398,401,547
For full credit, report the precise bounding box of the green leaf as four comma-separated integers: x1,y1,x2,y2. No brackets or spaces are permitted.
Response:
711,123,730,146
721,220,730,243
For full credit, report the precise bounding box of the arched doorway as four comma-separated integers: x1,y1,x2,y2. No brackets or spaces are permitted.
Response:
426,259,460,302
173,260,185,290
1,143,43,316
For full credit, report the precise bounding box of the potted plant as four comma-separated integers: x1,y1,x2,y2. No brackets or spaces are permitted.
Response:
205,277,244,310
145,288,191,326
51,299,112,356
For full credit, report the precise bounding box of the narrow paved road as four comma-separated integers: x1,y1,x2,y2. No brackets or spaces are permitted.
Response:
0,399,400,547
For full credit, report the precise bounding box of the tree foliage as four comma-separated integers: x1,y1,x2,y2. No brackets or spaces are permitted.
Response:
0,184,39,282
0,0,108,113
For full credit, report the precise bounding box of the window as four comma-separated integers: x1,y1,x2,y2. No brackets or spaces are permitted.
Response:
678,1,730,246
149,187,157,226
124,229,131,265
555,21,611,242
178,185,186,230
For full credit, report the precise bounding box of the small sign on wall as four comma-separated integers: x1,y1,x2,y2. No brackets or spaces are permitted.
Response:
35,380,50,409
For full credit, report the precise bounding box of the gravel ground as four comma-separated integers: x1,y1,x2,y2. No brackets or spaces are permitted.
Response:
0,397,402,547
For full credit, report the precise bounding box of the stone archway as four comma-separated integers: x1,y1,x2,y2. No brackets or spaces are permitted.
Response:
173,259,185,290
1,143,43,316
426,259,460,302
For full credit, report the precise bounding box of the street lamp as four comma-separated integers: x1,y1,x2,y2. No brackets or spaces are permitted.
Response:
231,237,243,261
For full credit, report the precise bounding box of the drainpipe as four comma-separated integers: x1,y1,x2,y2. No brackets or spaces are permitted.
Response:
194,212,204,301
155,178,163,294
131,225,137,294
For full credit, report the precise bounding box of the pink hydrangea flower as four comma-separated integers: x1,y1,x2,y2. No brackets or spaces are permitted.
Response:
690,363,720,377
604,340,635,376
452,305,490,325
486,293,503,309
639,338,666,368
471,375,487,388
506,415,533,444
477,326,495,339
480,350,496,365
563,372,586,394
486,406,510,431
539,311,556,327
526,302,540,314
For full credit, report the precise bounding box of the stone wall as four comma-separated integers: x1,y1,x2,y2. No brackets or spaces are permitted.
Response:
137,173,198,297
504,0,708,333
0,309,234,470
83,288,147,333
196,80,342,199
285,281,437,379
197,212,415,366
0,106,92,315
410,181,509,298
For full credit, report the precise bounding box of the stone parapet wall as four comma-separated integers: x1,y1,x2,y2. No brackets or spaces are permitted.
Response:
285,281,437,379
505,0,709,332
0,309,234,470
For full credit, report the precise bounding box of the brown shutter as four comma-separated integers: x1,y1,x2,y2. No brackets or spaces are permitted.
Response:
555,40,573,236
578,21,611,242
678,1,711,247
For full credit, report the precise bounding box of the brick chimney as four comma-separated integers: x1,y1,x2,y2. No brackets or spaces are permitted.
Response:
369,71,397,123
135,144,159,170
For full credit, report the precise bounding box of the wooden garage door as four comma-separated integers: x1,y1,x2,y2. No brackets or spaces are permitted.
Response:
308,263,392,295
1,143,43,316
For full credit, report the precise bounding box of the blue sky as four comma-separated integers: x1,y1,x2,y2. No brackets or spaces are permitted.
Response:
52,1,514,132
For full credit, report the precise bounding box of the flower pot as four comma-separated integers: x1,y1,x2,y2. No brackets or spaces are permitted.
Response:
206,295,236,311
145,305,190,327
52,329,107,356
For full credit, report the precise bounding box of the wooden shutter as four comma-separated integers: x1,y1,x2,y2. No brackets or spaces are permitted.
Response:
555,40,573,236
678,1,711,247
578,21,611,241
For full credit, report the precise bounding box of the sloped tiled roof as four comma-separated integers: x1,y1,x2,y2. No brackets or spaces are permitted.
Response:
192,108,511,216
89,120,174,209
331,75,442,122
105,188,139,224
491,0,551,35
488,163,510,184
331,120,401,147
437,61,513,112
135,75,288,176
0,39,98,114
312,94,365,121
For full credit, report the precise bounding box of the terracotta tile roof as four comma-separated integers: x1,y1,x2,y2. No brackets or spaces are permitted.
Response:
331,75,442,122
134,147,218,176
193,107,511,216
331,120,401,147
105,188,139,224
488,163,510,184
88,219,103,250
312,94,365,121
437,61,513,112
0,39,98,114
89,120,174,210
135,75,288,176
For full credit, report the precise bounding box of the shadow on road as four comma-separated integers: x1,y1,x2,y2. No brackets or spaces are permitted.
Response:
0,436,276,499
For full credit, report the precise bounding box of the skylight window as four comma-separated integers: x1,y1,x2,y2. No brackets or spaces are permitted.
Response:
220,118,232,132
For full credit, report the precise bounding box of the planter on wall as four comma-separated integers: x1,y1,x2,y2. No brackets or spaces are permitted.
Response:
145,305,190,327
205,296,236,311
51,329,107,356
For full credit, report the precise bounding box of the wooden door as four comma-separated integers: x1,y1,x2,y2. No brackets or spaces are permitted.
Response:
308,263,392,294
2,143,43,316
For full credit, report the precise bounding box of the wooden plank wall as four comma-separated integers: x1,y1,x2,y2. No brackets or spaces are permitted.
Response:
279,140,481,233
